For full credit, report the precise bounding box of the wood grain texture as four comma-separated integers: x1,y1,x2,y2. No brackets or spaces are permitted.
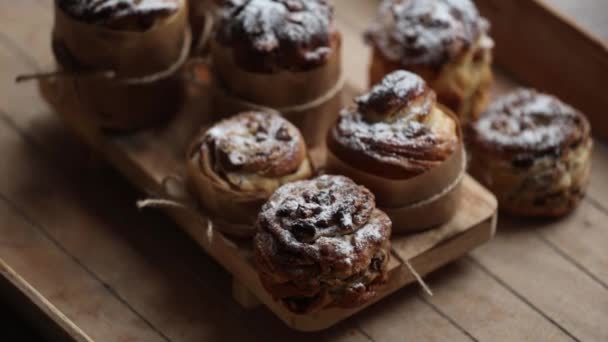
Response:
472,224,608,341
0,0,608,340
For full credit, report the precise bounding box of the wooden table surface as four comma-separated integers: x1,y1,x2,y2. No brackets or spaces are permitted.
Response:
1,1,607,341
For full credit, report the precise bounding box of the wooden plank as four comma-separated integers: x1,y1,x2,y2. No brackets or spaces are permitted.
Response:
0,188,162,342
424,259,572,341
356,288,473,342
0,257,92,342
472,223,608,341
523,200,608,288
475,0,608,139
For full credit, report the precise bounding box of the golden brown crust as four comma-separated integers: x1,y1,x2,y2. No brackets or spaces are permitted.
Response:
187,111,313,236
468,89,592,218
254,175,391,313
328,70,459,179
215,0,338,72
57,0,181,30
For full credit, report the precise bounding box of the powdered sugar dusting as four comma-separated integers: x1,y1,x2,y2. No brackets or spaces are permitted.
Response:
356,70,431,119
474,89,588,152
254,175,391,312
203,111,305,176
366,0,489,67
58,0,179,24
331,71,457,175
257,175,390,264
217,0,334,71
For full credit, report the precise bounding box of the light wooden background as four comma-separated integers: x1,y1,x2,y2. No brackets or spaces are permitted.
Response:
0,0,607,341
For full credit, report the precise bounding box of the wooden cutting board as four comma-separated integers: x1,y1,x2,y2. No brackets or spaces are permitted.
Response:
37,70,497,331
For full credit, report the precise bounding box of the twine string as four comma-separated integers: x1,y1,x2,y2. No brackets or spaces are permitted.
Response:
405,261,434,296
217,72,345,115
391,247,434,296
15,27,192,85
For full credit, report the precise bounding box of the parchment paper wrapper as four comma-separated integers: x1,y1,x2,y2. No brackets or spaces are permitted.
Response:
187,142,267,238
210,40,343,148
186,134,314,238
326,107,466,233
51,2,190,130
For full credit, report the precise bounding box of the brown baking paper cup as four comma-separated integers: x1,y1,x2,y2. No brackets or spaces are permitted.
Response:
327,145,465,233
210,40,343,148
211,39,341,107
326,105,466,232
383,159,465,233
186,142,268,238
52,2,190,130
212,78,343,149
186,136,315,238
327,104,464,207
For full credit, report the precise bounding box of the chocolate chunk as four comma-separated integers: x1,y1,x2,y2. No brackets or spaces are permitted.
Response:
291,221,317,241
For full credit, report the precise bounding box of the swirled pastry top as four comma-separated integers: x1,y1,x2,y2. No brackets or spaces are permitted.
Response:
365,0,490,68
215,0,336,72
471,89,591,156
200,111,307,180
330,70,459,178
57,0,180,29
256,175,391,273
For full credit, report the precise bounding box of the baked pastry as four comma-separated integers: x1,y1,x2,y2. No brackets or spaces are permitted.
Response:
215,0,337,72
468,89,592,217
187,111,313,237
212,0,343,148
52,0,189,130
327,70,465,232
254,175,391,313
57,0,180,30
365,0,494,125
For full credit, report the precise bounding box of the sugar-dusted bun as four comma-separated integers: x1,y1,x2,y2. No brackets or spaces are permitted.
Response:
56,0,181,30
469,89,592,217
329,70,459,179
327,70,464,232
366,0,493,124
254,175,392,313
187,111,313,237
215,0,338,72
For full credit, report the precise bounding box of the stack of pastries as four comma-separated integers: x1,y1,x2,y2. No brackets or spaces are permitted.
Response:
365,0,494,125
254,175,392,313
53,0,188,130
327,70,465,232
468,89,592,217
211,0,343,147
